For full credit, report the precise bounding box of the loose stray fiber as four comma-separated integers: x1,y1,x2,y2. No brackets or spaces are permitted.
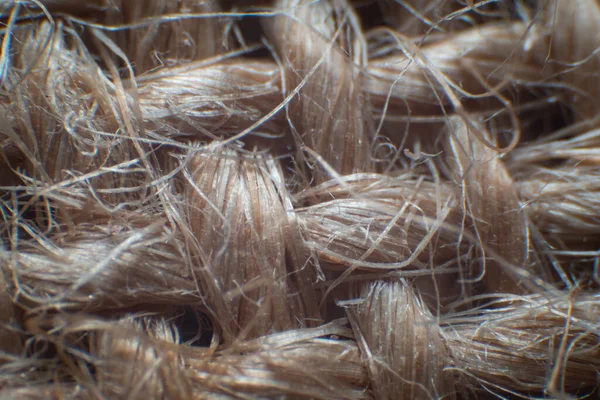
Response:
1,0,600,399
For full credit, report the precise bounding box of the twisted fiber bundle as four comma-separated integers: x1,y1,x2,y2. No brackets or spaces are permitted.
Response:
1,0,600,398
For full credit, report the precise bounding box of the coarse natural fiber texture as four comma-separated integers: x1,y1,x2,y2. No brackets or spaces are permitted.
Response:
1,0,600,399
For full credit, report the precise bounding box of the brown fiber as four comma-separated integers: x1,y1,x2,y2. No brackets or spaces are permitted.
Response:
1,0,599,399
